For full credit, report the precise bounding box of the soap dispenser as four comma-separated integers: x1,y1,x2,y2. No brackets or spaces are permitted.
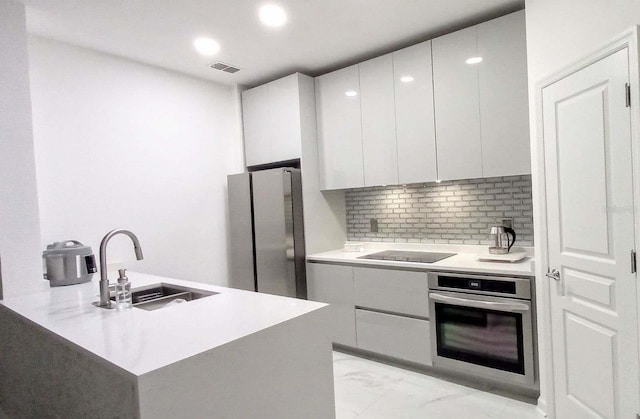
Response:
115,268,132,310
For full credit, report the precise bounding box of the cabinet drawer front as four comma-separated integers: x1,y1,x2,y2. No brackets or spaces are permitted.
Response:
356,309,431,365
353,267,429,317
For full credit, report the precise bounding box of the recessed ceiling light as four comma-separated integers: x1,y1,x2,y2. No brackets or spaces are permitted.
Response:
400,76,414,83
193,37,221,56
259,4,288,27
465,56,483,64
435,179,442,183
345,90,358,97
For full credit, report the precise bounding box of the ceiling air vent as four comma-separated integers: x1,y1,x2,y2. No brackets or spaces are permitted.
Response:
210,62,240,73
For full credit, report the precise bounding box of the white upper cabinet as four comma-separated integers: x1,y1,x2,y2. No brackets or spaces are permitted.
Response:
392,41,438,184
433,10,530,181
360,54,399,187
242,84,270,166
315,65,365,190
314,11,530,189
432,25,483,181
242,73,302,167
477,10,531,177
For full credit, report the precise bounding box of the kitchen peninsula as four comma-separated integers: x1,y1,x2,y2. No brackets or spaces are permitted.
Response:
0,273,335,418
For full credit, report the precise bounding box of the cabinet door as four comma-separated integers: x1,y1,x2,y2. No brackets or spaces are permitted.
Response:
360,54,398,186
306,263,356,346
478,11,531,177
393,41,438,184
242,74,302,167
315,65,364,190
356,309,432,365
268,75,302,163
353,267,429,318
242,84,271,167
432,26,483,181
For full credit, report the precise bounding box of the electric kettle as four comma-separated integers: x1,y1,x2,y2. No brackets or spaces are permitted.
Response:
42,240,97,287
489,225,517,254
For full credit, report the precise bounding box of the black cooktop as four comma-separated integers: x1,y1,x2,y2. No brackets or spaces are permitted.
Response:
357,250,457,264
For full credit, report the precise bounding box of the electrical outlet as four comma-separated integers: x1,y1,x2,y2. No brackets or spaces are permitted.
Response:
370,218,379,233
501,218,513,228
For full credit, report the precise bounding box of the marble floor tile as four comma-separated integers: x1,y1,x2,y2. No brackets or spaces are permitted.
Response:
333,352,406,418
333,351,543,419
498,398,541,419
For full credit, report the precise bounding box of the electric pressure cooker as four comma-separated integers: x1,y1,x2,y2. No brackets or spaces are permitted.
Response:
42,240,97,287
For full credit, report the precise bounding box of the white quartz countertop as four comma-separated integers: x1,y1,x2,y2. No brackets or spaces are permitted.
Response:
0,273,327,377
307,243,535,277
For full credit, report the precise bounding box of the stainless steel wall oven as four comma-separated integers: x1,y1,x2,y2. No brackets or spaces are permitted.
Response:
428,272,536,388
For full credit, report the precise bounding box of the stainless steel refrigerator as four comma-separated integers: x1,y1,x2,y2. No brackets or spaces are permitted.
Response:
227,168,306,299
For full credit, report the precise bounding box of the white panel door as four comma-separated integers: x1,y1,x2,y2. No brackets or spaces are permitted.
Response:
359,54,398,187
393,41,438,184
432,26,483,181
478,11,531,177
315,65,364,190
542,47,639,419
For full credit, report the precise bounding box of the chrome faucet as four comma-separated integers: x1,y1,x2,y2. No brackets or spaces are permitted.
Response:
98,229,144,307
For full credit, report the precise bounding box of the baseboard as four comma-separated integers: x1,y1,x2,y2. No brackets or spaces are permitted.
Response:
536,396,548,417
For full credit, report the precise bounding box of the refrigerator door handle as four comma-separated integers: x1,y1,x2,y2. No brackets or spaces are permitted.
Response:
282,170,297,292
289,169,307,299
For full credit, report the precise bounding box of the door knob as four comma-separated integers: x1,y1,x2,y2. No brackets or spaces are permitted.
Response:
546,268,561,281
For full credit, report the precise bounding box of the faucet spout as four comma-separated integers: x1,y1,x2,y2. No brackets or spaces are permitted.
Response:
98,229,144,307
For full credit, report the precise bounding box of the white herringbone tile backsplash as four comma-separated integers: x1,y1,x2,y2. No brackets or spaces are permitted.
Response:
345,175,534,245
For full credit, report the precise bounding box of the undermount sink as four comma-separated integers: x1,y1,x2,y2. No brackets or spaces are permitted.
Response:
110,283,218,311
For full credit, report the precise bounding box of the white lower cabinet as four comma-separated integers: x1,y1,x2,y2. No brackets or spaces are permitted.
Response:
355,309,432,366
306,262,356,347
308,262,433,366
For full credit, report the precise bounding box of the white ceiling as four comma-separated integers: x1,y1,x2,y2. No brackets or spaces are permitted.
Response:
19,0,524,88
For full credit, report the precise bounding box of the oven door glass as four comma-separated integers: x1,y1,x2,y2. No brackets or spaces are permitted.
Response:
434,303,525,374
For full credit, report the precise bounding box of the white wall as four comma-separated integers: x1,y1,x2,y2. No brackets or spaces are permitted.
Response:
526,0,640,83
29,36,244,286
0,0,44,299
524,1,640,417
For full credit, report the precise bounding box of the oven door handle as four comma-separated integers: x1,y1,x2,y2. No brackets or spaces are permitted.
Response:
428,293,530,312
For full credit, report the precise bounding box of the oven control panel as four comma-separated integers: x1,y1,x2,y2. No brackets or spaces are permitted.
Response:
427,272,531,299
468,279,481,289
